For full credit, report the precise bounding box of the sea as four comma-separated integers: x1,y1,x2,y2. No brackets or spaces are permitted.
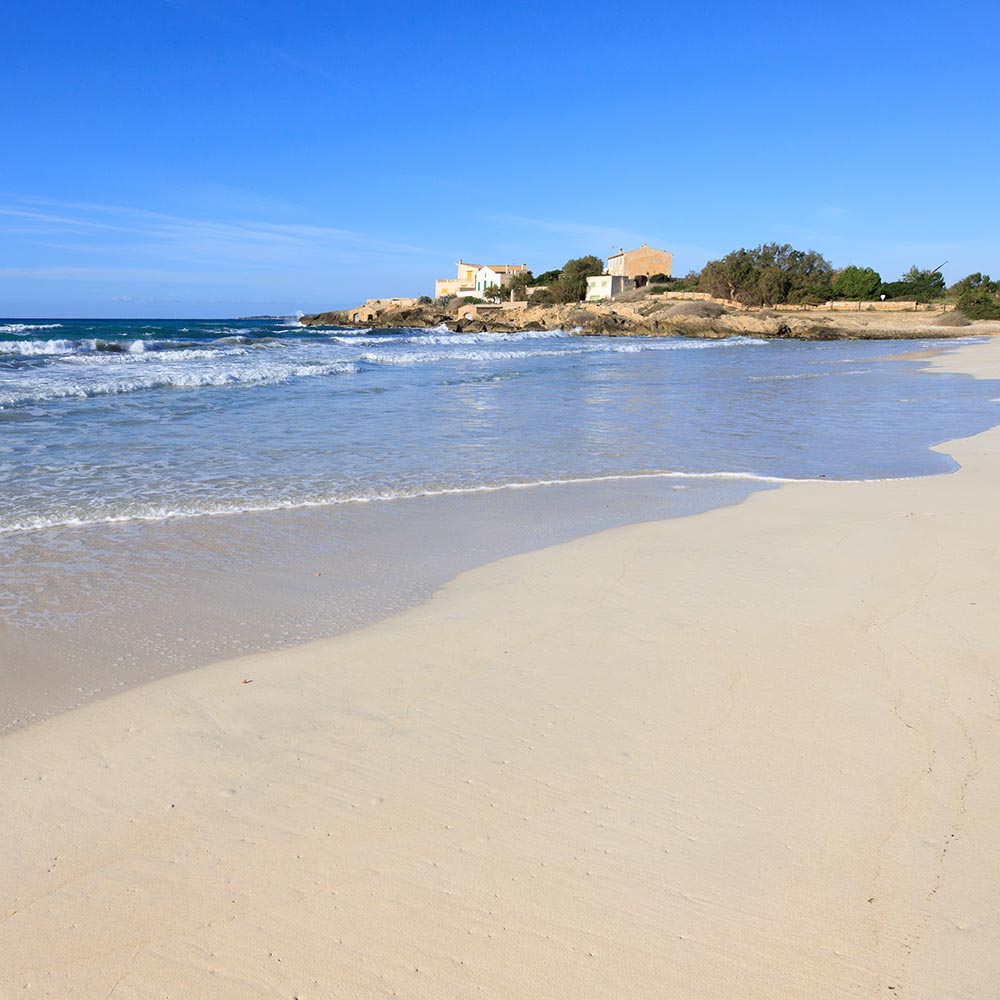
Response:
2,318,998,728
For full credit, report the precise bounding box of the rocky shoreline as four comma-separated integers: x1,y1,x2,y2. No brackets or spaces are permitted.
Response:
300,300,998,341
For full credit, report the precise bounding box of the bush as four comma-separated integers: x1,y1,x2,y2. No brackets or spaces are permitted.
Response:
434,295,453,308
417,295,433,305
648,285,669,295
459,296,484,305
649,273,670,283
951,273,1000,320
930,311,972,327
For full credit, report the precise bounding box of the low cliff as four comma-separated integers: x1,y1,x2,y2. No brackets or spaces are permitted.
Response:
300,300,992,341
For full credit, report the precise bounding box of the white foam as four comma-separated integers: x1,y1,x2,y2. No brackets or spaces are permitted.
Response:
0,359,360,409
749,369,871,381
0,467,912,536
357,336,767,367
0,338,87,356
0,323,64,335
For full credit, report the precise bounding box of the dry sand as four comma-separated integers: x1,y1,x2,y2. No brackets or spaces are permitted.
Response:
2,339,1000,999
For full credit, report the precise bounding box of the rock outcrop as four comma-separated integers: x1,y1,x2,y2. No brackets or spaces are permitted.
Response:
300,301,996,341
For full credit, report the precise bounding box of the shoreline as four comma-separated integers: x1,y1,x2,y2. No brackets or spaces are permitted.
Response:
0,473,768,734
3,338,1000,996
6,336,991,734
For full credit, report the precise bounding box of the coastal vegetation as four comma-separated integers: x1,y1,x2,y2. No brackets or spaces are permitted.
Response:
952,273,1000,320
529,256,604,304
650,248,996,318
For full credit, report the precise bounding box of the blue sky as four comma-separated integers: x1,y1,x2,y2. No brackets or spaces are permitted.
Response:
2,0,997,317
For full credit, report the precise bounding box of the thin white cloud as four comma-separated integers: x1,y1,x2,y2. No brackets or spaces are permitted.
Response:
0,197,436,275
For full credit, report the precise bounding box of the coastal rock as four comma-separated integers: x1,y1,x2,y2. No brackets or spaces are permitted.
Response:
299,302,998,342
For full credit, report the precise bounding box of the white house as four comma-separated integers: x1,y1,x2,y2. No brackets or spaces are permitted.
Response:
586,274,633,302
473,264,529,294
434,261,530,299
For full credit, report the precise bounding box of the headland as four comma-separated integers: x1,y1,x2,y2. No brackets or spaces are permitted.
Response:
302,295,1000,340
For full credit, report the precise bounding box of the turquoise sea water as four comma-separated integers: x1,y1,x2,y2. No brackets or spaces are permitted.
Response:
2,318,998,536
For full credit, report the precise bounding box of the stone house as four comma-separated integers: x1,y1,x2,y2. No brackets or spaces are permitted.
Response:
607,244,673,280
349,297,420,322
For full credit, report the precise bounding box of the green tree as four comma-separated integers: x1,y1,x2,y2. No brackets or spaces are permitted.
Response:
700,244,832,306
899,266,946,302
549,255,604,303
506,270,534,301
951,273,1000,320
482,283,506,302
532,269,562,286
832,265,882,300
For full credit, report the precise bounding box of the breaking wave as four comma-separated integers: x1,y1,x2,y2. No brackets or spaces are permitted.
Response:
0,322,64,335
0,360,360,409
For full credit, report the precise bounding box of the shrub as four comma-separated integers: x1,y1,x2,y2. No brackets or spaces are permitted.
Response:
951,273,1000,320
931,311,972,327
417,295,433,305
649,273,670,283
460,296,484,304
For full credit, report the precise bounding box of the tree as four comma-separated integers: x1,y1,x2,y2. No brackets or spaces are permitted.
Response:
549,255,604,303
898,265,946,302
951,273,1000,320
832,265,882,300
506,271,534,301
532,269,562,286
482,283,506,303
700,244,833,306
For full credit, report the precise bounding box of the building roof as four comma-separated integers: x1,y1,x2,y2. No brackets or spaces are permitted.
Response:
480,264,529,273
608,244,670,259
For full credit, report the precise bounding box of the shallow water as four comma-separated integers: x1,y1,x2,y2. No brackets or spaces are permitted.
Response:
2,319,996,534
1,320,998,730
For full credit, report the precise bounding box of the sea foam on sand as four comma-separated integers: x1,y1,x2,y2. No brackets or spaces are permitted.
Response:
1,340,999,998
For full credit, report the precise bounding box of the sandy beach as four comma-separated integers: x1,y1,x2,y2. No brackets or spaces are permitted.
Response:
3,338,999,998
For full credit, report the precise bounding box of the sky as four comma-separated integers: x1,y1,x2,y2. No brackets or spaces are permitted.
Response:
1,0,997,317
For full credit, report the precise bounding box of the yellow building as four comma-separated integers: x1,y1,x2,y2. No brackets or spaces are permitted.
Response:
606,244,673,280
434,260,482,299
